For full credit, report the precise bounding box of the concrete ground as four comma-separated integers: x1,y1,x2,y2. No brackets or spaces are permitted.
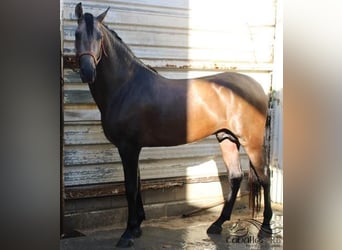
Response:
60,202,283,250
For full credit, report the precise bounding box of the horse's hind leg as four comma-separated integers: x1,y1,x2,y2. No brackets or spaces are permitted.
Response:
245,144,273,232
207,132,242,234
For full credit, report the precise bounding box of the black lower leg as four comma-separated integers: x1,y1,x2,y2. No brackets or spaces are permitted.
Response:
116,144,142,248
117,191,142,248
257,174,273,238
207,176,242,234
136,177,146,226
262,181,273,226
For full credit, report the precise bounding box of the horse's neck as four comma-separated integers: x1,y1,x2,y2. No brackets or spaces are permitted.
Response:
90,30,155,114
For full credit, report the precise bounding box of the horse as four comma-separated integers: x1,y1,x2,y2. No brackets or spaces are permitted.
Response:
74,3,273,247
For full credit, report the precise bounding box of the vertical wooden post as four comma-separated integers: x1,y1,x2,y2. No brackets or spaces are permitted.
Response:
60,3,65,237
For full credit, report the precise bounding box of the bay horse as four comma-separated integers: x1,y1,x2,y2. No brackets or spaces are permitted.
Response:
74,3,272,247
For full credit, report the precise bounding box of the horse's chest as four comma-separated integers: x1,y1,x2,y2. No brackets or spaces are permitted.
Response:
101,110,138,146
100,112,124,145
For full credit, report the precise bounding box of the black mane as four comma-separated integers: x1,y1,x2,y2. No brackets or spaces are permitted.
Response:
101,23,158,73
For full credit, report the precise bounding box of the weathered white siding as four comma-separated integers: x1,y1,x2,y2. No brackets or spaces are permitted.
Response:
63,0,275,71
269,0,283,204
62,0,279,201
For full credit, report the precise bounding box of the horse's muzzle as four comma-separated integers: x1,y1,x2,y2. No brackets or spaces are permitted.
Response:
79,56,96,83
80,67,96,83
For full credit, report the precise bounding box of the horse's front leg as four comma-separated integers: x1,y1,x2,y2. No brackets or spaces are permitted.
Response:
116,143,143,248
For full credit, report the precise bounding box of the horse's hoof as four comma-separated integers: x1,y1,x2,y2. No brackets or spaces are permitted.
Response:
131,227,142,238
116,227,142,248
207,223,222,234
258,224,272,238
116,237,134,248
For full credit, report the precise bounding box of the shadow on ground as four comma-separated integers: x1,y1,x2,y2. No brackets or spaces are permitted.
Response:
60,201,283,250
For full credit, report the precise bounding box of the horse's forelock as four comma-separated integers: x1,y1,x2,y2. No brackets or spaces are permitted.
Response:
84,13,94,36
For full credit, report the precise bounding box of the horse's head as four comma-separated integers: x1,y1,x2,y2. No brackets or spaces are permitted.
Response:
75,3,109,83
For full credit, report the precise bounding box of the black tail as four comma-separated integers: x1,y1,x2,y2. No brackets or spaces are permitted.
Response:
248,163,262,218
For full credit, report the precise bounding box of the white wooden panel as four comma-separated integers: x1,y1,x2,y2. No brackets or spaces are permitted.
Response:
62,0,275,68
64,157,226,186
64,137,220,166
270,0,283,204
63,1,189,28
63,24,274,51
270,166,283,204
64,108,100,122
64,123,107,145
64,150,251,186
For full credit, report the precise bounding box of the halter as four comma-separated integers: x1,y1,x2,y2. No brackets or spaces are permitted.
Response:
77,38,108,65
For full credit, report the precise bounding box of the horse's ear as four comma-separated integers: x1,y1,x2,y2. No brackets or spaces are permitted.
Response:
75,2,83,21
97,7,110,23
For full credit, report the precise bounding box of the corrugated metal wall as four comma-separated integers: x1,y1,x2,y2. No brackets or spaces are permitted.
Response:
62,0,279,224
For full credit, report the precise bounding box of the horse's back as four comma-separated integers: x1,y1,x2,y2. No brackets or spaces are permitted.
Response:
197,72,268,115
